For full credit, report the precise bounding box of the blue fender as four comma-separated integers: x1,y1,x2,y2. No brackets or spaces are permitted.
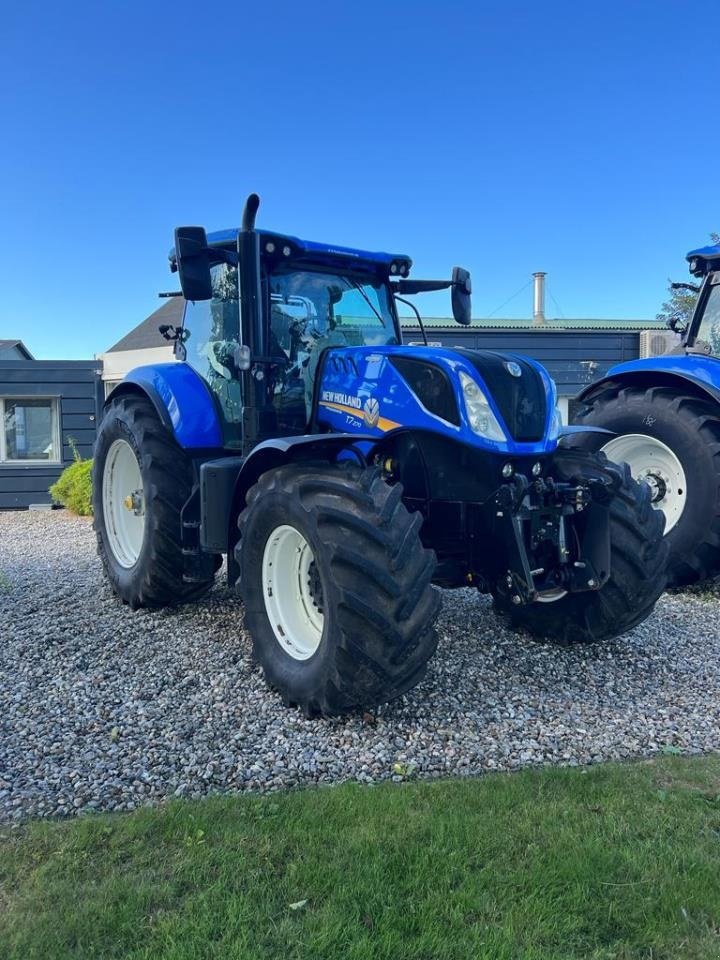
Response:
576,355,720,406
107,363,224,449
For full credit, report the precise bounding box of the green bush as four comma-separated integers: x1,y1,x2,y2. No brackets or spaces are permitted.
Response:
49,458,93,516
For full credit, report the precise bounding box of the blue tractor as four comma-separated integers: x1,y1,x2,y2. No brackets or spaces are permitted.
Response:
93,195,666,715
574,243,720,586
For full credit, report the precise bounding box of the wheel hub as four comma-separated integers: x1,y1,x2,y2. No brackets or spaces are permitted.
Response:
601,433,686,533
642,470,668,504
123,490,144,515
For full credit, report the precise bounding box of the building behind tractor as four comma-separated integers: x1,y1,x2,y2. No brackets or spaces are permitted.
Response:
92,195,667,716
574,243,720,586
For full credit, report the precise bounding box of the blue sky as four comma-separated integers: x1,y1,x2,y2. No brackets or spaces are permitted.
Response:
1,1,717,359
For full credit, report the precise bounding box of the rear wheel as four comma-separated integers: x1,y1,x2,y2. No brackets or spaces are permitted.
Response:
236,463,440,716
93,394,219,608
494,449,667,644
574,385,720,585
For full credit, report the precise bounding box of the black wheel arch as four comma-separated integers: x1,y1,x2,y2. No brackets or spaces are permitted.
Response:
220,434,381,580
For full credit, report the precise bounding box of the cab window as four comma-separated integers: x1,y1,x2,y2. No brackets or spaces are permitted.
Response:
183,261,242,445
695,280,720,355
266,268,397,432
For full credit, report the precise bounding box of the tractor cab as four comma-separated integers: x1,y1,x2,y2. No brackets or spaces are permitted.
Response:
170,196,472,455
176,230,411,445
682,244,720,356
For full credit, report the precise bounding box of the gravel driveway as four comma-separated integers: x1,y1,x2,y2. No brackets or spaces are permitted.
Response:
1,510,719,821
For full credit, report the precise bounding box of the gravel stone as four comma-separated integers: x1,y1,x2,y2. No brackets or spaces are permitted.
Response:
1,510,719,821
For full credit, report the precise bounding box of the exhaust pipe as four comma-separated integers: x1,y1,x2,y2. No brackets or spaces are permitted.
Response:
241,193,260,232
532,271,546,326
238,193,263,452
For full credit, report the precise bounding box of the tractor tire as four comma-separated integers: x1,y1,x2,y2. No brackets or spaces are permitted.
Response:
493,449,667,644
235,463,440,716
93,394,219,609
573,384,720,586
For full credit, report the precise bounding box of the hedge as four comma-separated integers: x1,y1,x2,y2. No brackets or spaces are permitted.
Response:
49,457,93,516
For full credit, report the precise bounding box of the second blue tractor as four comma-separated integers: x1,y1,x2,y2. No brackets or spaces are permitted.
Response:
575,243,720,586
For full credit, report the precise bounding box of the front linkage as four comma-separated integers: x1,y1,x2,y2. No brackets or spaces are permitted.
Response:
490,468,615,606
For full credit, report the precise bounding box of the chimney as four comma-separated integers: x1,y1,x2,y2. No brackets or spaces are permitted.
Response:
532,272,546,326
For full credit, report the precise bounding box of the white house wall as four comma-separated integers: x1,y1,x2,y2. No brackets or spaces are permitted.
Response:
97,346,175,391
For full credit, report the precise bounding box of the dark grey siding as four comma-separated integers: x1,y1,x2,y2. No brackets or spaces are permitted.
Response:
0,360,102,509
0,345,28,360
401,328,640,396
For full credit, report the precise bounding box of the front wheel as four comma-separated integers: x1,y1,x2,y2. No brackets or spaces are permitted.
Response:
494,450,668,644
235,463,440,716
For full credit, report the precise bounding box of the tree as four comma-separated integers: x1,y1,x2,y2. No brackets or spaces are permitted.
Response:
656,233,720,327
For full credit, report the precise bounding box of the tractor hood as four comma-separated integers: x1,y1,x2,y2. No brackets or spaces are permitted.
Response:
315,344,560,457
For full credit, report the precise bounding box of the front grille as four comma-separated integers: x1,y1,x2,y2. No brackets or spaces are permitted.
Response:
455,349,547,442
390,356,460,426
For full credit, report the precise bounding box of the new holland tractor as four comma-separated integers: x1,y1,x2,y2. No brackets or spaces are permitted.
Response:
93,195,666,716
574,242,720,587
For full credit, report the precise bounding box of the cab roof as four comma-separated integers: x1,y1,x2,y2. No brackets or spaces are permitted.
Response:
687,243,720,276
169,227,412,275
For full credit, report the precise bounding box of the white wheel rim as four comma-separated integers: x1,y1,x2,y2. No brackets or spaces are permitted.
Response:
262,524,324,661
102,438,145,568
601,433,686,533
535,586,568,604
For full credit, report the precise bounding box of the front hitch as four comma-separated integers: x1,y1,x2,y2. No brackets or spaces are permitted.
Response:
491,473,612,606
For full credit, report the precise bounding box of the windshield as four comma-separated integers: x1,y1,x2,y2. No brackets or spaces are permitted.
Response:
267,269,397,356
693,280,720,355
266,268,398,433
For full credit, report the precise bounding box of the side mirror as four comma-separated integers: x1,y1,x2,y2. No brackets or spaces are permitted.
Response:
668,315,688,334
174,226,212,301
451,267,472,326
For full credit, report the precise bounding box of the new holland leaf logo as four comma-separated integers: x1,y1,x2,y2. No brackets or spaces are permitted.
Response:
363,397,380,427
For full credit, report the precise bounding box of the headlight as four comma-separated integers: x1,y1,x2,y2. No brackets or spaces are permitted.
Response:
459,372,506,442
549,404,563,440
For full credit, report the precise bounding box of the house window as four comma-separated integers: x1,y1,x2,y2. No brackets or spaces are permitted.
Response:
0,398,61,464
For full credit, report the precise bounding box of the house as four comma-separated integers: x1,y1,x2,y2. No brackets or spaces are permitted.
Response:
97,298,177,395
0,339,35,360
0,341,102,509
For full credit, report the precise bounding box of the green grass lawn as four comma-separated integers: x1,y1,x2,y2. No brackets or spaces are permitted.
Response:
2,756,720,960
